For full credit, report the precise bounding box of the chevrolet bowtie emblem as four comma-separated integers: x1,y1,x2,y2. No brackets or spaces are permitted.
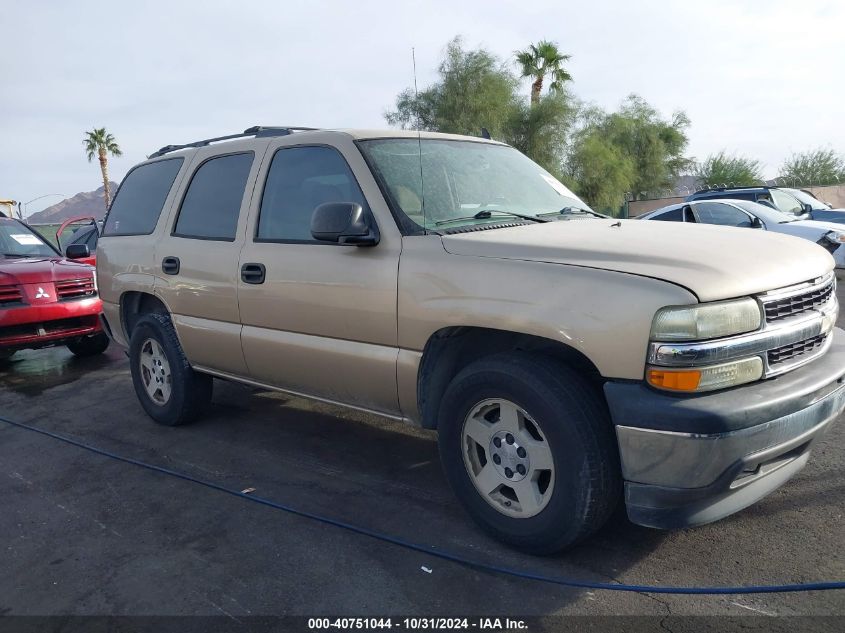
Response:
35,287,50,299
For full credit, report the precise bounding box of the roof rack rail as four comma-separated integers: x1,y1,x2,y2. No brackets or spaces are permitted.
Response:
692,184,770,195
148,126,320,159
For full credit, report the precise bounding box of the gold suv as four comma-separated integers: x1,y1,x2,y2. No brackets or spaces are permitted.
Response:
98,126,845,552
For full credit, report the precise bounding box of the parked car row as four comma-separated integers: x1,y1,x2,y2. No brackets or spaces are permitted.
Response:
686,184,845,222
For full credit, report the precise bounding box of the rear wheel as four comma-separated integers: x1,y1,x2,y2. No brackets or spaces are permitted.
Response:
437,352,621,553
129,313,212,426
67,332,110,357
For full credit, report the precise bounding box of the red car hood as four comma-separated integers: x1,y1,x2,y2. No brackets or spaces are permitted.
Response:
0,257,95,286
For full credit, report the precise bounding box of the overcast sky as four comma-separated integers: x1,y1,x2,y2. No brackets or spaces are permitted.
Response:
2,0,843,214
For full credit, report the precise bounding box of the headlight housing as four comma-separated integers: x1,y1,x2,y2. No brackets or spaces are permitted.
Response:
824,230,845,244
650,297,762,342
647,357,764,393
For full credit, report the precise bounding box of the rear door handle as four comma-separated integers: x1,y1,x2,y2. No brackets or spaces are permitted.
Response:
161,256,180,275
241,263,266,285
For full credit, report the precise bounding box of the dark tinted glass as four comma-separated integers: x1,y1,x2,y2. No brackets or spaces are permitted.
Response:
104,158,183,235
652,208,683,221
174,153,253,240
258,146,367,241
694,202,752,227
70,226,98,249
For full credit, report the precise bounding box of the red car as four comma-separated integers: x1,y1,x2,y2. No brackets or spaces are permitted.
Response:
56,215,99,267
0,216,109,361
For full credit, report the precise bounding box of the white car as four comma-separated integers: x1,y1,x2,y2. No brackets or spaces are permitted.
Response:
639,198,845,274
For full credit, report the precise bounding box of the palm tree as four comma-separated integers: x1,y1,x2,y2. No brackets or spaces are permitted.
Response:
83,127,122,210
515,41,572,106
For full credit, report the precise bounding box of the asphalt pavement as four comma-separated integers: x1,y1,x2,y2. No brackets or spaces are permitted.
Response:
1,289,844,630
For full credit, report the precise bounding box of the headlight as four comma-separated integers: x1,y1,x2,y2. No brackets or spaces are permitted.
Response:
647,357,763,392
824,230,845,244
650,298,762,342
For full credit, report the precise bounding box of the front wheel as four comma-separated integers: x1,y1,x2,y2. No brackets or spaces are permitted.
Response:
437,353,621,553
67,332,110,357
129,313,212,426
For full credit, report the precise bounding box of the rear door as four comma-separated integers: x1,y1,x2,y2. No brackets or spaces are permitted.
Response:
236,136,402,415
155,142,267,375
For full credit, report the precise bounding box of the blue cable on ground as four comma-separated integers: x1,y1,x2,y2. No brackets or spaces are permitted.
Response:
3,414,844,595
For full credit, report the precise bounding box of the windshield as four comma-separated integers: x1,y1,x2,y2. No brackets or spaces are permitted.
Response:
784,188,830,210
769,189,805,216
359,139,592,230
0,220,58,258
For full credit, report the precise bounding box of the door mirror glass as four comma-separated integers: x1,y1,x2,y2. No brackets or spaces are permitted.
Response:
65,244,91,259
311,202,379,246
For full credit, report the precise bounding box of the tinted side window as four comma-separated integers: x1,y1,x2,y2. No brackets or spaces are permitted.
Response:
174,153,254,241
652,208,684,222
104,158,183,235
258,146,368,242
693,202,752,227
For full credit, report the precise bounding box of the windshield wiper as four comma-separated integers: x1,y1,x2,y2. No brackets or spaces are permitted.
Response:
537,206,609,219
435,209,549,226
3,253,40,258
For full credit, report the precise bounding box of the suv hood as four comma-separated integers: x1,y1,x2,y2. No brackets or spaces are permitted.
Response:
0,257,94,286
440,219,834,302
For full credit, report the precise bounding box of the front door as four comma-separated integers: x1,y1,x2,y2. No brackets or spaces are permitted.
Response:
155,144,265,375
237,138,401,415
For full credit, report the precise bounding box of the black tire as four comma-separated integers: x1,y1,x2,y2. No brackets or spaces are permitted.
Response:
66,332,110,357
437,352,621,554
129,313,212,426
0,349,15,363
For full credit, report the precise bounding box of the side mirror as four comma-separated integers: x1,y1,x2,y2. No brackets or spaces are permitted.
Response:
65,244,91,259
311,202,379,246
803,203,814,215
751,217,764,229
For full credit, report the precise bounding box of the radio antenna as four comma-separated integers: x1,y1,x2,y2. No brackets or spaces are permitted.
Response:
412,47,427,233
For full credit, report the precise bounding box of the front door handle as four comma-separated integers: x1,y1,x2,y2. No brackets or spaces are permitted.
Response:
162,256,180,275
241,263,266,285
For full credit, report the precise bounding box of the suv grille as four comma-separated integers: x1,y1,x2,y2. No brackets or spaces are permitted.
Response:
763,276,834,323
0,285,23,306
768,333,829,367
56,278,96,301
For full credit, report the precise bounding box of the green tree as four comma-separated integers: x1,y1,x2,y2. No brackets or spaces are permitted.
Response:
386,38,575,177
599,95,692,198
779,148,845,186
83,127,122,210
566,132,635,214
694,151,763,188
515,40,572,105
504,91,575,179
385,37,519,139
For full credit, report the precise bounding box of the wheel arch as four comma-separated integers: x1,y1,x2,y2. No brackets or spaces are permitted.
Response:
120,291,170,340
416,326,605,429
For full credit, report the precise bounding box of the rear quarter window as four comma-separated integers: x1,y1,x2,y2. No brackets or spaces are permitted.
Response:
651,208,684,221
103,158,184,236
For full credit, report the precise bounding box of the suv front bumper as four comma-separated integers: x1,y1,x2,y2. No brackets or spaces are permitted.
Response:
604,327,845,529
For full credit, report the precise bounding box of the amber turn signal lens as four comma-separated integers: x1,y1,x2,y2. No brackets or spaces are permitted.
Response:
647,369,702,391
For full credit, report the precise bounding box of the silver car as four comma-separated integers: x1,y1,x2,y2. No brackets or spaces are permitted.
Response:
640,198,845,274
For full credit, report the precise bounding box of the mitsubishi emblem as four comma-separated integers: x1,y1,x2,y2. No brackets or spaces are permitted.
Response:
35,287,50,299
